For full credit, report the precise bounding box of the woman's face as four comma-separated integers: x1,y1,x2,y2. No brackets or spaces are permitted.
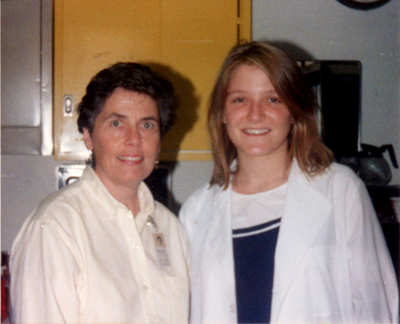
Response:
223,64,293,162
83,88,160,193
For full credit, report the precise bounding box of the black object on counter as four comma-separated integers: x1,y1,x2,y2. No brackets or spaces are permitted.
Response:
338,144,398,186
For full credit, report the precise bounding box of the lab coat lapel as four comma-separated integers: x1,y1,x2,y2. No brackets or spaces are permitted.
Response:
271,162,332,322
207,185,235,279
201,185,237,322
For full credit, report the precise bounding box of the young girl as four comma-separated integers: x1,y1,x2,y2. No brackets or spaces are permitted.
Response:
179,42,398,323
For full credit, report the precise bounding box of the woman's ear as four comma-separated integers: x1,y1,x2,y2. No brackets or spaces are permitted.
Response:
83,128,93,151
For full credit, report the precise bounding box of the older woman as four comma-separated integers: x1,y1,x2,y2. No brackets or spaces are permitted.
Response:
10,62,189,323
179,42,398,323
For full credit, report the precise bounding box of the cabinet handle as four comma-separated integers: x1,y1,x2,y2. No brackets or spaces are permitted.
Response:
64,95,74,116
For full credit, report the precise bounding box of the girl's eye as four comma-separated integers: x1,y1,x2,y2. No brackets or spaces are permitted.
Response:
233,97,246,103
111,120,122,128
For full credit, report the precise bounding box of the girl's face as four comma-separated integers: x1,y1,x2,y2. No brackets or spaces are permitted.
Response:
223,64,293,162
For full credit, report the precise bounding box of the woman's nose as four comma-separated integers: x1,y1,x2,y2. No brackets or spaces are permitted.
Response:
125,126,141,145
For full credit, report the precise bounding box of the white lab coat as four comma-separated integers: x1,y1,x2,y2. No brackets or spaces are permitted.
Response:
179,161,398,323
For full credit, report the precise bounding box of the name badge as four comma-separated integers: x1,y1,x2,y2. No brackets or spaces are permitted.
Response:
153,233,170,266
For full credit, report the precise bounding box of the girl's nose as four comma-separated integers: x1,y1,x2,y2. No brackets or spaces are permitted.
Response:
247,101,264,122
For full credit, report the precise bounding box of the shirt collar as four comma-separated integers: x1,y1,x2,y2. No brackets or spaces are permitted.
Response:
81,166,156,217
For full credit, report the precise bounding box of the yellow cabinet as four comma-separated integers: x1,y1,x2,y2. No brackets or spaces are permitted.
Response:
54,0,251,161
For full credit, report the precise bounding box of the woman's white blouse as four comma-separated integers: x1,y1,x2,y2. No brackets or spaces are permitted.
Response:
10,166,190,324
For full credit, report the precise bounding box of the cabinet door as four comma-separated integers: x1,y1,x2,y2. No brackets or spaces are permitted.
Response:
54,0,251,161
2,0,52,155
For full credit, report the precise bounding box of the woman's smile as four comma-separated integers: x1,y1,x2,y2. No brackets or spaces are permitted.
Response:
117,155,143,162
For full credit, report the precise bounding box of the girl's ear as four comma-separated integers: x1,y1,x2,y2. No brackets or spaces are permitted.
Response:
222,111,227,124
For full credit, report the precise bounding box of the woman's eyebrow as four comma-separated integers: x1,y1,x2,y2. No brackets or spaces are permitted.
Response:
104,113,127,120
139,115,160,124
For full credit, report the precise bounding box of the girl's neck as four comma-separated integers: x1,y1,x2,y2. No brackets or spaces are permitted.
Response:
232,153,292,195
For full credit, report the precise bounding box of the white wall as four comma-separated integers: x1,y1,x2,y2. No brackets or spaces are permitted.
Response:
252,0,400,184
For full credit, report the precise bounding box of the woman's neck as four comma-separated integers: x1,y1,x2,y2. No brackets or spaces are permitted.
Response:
232,153,292,194
96,172,142,216
116,189,141,216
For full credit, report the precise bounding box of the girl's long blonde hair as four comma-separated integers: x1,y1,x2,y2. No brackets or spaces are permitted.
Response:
208,41,334,189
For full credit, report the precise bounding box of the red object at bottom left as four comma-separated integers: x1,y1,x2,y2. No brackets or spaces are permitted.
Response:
1,251,10,323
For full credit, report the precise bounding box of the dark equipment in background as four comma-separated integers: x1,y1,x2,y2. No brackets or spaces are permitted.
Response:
302,60,362,158
302,60,398,185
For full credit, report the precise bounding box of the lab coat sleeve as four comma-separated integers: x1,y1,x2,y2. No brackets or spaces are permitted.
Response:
10,202,83,324
179,187,212,323
175,206,191,275
344,177,398,323
178,188,202,243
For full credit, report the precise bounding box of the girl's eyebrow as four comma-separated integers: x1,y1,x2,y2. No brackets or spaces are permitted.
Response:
226,89,278,95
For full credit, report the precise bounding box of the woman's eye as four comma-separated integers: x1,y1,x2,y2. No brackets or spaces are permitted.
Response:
233,97,246,103
111,120,122,127
269,97,281,104
142,121,155,130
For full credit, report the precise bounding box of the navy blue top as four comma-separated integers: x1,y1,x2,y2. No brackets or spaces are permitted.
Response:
233,218,281,324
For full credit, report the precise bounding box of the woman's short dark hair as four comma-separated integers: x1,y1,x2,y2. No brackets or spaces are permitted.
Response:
77,62,177,138
208,41,334,188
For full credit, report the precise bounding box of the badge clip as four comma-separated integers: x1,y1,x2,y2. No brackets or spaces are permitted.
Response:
146,215,159,231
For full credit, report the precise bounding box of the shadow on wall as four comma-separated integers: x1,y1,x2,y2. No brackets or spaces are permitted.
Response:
264,39,316,61
142,62,201,215
145,62,200,160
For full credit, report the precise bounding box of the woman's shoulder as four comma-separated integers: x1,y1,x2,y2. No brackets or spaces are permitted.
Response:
11,182,88,254
153,200,180,224
27,179,87,226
